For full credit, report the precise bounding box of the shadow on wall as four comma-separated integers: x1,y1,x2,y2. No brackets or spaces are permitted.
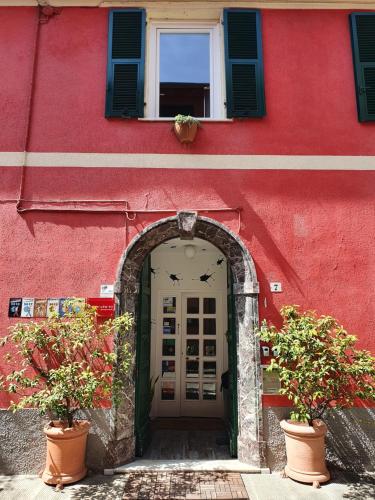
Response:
263,407,375,474
325,408,375,474
76,409,115,472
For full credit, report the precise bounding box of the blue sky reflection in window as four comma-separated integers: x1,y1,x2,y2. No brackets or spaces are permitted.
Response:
159,33,210,117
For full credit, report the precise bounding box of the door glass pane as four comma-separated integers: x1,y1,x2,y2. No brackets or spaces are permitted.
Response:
186,382,199,400
163,318,176,335
203,361,216,378
159,33,210,118
203,297,216,314
161,381,175,400
186,360,199,377
162,339,175,356
163,296,176,314
162,360,175,378
203,383,216,400
204,339,216,357
187,297,199,314
204,318,216,335
186,339,199,356
187,318,199,335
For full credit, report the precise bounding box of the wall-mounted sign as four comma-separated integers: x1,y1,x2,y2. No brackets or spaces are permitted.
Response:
47,299,60,317
270,282,282,293
262,367,281,395
21,298,35,317
8,298,22,317
34,299,48,318
87,298,115,318
8,297,86,318
100,284,114,298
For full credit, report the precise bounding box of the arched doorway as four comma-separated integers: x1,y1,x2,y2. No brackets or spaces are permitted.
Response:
112,213,264,468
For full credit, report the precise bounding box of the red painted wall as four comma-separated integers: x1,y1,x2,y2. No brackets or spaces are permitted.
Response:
1,167,374,406
0,7,375,154
0,7,374,408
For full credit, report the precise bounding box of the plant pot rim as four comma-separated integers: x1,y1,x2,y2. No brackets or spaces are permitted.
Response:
44,419,90,438
280,418,327,437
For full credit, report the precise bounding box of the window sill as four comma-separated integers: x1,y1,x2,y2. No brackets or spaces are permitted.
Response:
138,118,234,123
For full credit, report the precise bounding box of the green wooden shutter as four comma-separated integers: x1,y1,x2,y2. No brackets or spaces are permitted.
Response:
350,13,375,122
227,264,238,457
106,9,145,118
135,254,152,456
224,9,265,118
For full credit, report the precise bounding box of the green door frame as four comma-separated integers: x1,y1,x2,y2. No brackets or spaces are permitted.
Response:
227,265,238,456
134,254,152,456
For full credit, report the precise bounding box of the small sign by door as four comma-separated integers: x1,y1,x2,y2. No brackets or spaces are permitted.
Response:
270,282,282,293
87,298,115,318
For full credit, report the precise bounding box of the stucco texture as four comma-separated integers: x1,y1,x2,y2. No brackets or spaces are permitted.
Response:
0,409,117,475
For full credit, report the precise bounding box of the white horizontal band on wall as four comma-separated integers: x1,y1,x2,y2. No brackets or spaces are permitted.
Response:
1,152,375,170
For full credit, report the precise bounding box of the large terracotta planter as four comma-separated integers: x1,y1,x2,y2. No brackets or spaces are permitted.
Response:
280,419,330,488
174,122,198,143
42,420,90,485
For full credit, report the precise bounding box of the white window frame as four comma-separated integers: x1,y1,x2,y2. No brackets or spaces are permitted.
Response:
146,21,225,120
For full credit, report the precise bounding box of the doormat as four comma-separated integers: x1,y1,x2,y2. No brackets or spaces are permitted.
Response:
122,471,249,499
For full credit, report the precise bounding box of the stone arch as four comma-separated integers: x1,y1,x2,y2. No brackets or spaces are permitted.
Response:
111,213,264,468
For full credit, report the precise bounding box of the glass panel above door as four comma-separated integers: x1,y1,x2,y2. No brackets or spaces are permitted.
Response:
159,33,210,118
186,360,199,377
204,339,216,356
187,318,199,335
163,297,176,314
186,382,199,400
187,297,199,314
162,339,175,356
203,383,216,400
161,381,175,400
203,361,216,378
203,298,216,314
162,360,175,378
163,318,176,335
186,339,199,356
204,318,216,335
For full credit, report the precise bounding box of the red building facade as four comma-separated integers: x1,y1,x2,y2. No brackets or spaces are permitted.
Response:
0,1,374,473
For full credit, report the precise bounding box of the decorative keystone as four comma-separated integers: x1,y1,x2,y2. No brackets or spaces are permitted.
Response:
177,211,197,240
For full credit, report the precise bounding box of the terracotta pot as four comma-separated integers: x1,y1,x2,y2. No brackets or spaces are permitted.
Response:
42,420,90,485
280,419,330,487
174,122,198,143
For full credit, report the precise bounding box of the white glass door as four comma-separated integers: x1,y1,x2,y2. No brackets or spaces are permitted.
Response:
180,293,224,417
155,291,224,417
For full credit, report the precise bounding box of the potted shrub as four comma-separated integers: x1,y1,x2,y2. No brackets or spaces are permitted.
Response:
0,300,132,487
173,114,200,143
259,305,374,488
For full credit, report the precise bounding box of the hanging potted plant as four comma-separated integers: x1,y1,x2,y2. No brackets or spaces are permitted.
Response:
0,300,132,487
259,305,374,488
173,114,200,143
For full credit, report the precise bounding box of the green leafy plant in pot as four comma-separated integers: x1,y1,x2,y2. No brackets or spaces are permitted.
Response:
173,114,200,144
259,305,374,488
0,300,133,486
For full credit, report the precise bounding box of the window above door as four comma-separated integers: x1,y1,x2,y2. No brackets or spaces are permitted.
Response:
147,22,224,119
105,9,266,120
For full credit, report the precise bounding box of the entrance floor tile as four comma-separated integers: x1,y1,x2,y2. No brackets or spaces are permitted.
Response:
121,471,249,499
143,418,231,461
